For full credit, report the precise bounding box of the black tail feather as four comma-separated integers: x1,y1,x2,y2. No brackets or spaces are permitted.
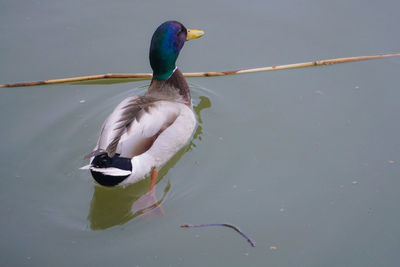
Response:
90,153,132,187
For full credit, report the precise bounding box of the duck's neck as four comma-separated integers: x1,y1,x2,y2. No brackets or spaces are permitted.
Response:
147,68,191,105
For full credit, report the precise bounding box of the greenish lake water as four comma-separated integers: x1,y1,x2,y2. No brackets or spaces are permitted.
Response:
1,0,400,266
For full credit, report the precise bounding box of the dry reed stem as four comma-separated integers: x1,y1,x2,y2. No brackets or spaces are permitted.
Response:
1,53,399,88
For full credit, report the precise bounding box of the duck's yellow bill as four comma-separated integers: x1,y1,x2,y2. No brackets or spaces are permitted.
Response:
186,29,205,41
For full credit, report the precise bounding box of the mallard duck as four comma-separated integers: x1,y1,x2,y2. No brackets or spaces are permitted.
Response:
82,21,204,187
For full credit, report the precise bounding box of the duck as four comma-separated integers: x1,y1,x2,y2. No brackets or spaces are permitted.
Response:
82,21,204,187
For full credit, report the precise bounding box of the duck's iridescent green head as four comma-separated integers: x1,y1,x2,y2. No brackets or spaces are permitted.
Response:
149,21,204,80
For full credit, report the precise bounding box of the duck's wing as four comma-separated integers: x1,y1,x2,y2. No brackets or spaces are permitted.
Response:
85,96,180,159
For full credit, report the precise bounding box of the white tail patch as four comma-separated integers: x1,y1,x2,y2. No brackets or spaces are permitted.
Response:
89,167,132,176
80,164,92,170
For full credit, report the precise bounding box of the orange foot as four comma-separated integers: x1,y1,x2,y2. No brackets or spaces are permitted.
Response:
131,169,165,217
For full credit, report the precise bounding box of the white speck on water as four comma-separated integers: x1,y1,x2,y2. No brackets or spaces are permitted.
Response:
355,86,360,89
218,137,223,141
314,90,324,95
279,208,285,212
79,99,86,103
233,185,237,189
352,181,359,185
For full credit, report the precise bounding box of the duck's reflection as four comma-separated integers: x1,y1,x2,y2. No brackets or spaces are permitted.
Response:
88,96,211,230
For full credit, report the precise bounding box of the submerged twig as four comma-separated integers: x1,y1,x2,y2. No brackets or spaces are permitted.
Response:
180,223,256,247
1,53,399,88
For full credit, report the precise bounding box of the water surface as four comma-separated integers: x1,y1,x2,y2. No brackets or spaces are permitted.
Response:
1,0,400,266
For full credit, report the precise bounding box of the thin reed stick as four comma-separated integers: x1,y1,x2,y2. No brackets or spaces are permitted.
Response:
0,73,152,88
1,53,399,88
180,223,256,247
